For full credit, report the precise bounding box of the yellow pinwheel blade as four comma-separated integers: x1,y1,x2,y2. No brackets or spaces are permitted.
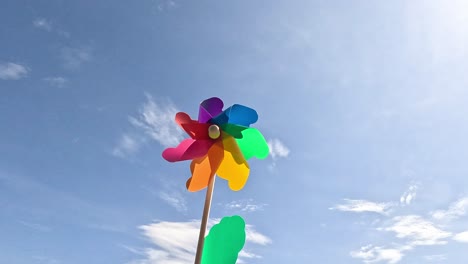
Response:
216,135,250,191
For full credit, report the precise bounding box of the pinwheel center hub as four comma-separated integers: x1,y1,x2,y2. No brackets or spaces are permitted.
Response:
208,124,221,139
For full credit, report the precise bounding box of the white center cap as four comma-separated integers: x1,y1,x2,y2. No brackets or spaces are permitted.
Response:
208,125,221,139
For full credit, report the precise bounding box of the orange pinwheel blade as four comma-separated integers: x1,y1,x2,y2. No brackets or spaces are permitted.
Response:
186,140,224,192
216,135,250,191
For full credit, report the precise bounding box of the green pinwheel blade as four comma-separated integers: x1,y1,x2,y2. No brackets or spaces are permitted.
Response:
220,123,247,139
201,215,246,264
235,127,269,160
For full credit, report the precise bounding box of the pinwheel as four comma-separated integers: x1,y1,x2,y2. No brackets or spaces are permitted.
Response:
162,97,269,191
162,97,269,264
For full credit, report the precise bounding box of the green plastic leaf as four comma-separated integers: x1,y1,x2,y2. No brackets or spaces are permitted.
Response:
201,215,246,264
235,128,269,160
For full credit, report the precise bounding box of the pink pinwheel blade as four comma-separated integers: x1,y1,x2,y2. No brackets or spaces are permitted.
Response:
162,138,214,162
198,97,224,123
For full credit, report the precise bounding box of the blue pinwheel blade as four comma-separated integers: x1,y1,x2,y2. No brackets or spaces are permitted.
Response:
211,104,258,127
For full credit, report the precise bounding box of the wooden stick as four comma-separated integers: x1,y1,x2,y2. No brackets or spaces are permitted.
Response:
194,174,216,264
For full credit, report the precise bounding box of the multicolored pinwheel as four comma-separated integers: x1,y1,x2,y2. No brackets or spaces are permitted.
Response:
162,97,269,264
162,97,269,191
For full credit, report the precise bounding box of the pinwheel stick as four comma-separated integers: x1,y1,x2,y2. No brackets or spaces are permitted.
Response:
194,174,216,264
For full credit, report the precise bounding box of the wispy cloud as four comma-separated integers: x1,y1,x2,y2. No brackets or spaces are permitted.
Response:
141,179,188,213
154,0,178,12
60,46,92,69
129,219,271,264
112,134,142,158
33,17,71,38
32,255,60,264
158,191,187,213
130,94,183,147
431,197,468,221
267,138,289,171
350,245,404,264
18,220,51,232
237,251,262,263
223,199,267,213
330,199,393,215
453,231,468,243
381,215,451,246
113,94,183,159
423,254,446,262
87,223,127,233
267,138,290,159
245,224,272,245
335,189,468,263
129,94,183,147
43,77,68,88
0,62,29,80
400,184,418,206
33,18,52,31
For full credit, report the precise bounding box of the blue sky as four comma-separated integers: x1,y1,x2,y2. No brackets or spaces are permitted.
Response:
2,0,468,263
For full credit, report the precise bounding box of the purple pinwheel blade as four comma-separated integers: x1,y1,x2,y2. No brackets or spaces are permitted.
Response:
162,138,213,162
198,97,224,123
211,104,258,127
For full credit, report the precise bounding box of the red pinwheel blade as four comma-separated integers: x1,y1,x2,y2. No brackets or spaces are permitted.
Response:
162,138,213,162
211,104,258,127
198,97,224,123
175,112,210,140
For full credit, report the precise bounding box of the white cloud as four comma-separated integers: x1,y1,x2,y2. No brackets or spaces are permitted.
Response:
18,220,51,232
129,219,271,264
245,224,272,245
32,255,60,264
350,245,404,264
453,231,468,243
129,93,183,147
400,184,418,206
431,197,468,221
267,138,290,159
237,250,262,260
57,30,71,38
136,221,199,264
112,134,142,158
337,193,468,263
33,18,52,31
60,46,92,69
423,254,446,262
155,0,178,12
87,223,126,233
112,94,183,159
158,191,187,213
0,62,29,80
330,199,393,215
382,215,451,246
43,77,68,87
144,180,187,213
224,199,267,213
